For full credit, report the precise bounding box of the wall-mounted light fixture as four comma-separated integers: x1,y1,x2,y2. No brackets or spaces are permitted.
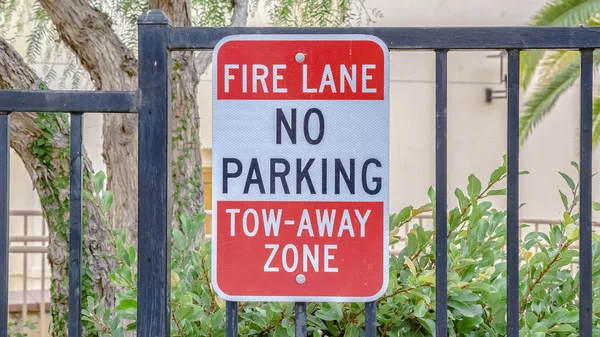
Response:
485,51,507,103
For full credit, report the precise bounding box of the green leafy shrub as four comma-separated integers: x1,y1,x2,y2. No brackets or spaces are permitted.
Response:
82,158,600,336
7,319,36,337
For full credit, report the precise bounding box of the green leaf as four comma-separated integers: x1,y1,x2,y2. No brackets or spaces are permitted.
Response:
83,190,94,202
406,232,418,257
455,188,469,211
489,165,506,185
593,201,600,211
101,191,114,212
525,311,538,328
563,211,574,225
418,274,435,285
448,300,478,317
274,326,289,337
467,175,482,199
404,256,417,275
175,306,195,321
414,300,427,318
560,190,569,209
469,205,483,227
571,161,580,172
314,306,342,321
551,324,576,333
93,170,106,194
343,324,359,337
529,252,547,266
180,214,191,236
559,172,576,190
487,189,507,196
593,298,600,313
172,229,186,251
397,206,413,223
566,223,579,240
428,186,436,203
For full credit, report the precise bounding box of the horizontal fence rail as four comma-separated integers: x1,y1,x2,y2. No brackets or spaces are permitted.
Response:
0,87,138,336
169,26,600,50
0,90,138,113
0,10,598,337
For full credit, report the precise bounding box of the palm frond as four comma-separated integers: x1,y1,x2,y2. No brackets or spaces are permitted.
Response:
519,58,582,144
531,0,600,26
537,50,581,85
521,50,545,90
522,0,600,89
590,90,600,148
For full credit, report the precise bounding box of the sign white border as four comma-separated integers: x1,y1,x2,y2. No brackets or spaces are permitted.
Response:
211,34,390,303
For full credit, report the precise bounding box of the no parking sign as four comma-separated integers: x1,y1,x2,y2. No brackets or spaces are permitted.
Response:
211,35,389,302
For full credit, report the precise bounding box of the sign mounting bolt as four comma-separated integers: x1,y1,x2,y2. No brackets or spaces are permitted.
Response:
295,53,305,63
296,274,306,284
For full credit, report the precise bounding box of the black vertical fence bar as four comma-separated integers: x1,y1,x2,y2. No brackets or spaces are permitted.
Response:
364,301,377,336
295,302,307,337
579,48,593,337
68,112,83,337
137,10,173,337
506,49,520,337
435,49,448,337
226,301,238,337
0,112,9,336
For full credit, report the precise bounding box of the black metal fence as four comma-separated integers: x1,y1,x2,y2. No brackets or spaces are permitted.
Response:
0,9,598,337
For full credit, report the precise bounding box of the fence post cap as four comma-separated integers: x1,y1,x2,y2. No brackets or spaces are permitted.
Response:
138,10,172,26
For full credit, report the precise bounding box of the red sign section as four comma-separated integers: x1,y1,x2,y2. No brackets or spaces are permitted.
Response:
216,40,385,100
214,201,385,298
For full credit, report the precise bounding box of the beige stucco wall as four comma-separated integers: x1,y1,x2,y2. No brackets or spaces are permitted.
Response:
7,0,600,224
196,0,600,222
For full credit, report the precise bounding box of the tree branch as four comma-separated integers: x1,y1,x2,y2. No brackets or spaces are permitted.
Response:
38,0,141,246
38,0,137,90
194,0,250,75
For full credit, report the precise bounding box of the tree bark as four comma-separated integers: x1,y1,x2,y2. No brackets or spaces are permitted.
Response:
36,0,248,334
39,0,140,245
0,38,115,336
39,0,249,243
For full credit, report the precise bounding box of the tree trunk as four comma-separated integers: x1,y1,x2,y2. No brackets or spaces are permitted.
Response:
39,0,249,241
150,0,204,238
0,38,116,336
36,0,248,334
39,0,141,245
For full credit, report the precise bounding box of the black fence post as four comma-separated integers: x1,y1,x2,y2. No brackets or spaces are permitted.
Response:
435,49,448,337
295,302,307,337
68,112,83,337
137,10,173,337
226,301,238,337
579,48,593,337
506,49,521,337
364,301,377,336
0,112,9,336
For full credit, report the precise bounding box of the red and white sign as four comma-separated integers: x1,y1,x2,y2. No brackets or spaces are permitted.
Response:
211,35,389,302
